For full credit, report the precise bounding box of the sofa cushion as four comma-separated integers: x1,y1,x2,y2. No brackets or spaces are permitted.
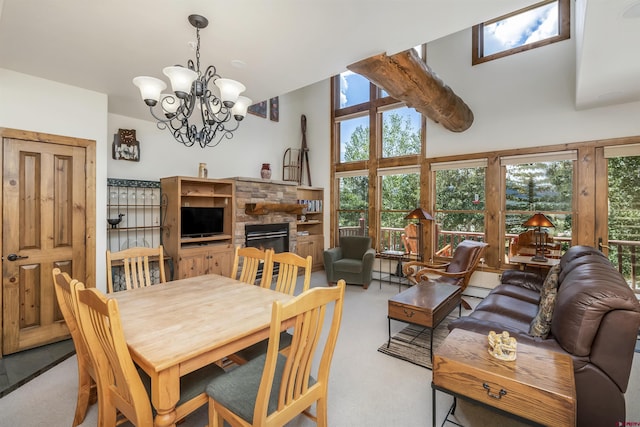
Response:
529,264,561,338
490,283,541,305
333,258,363,274
339,236,372,260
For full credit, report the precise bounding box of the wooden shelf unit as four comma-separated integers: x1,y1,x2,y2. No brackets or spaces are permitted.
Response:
296,186,325,271
160,176,235,279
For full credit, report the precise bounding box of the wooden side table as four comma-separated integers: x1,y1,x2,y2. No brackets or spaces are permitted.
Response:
432,328,576,427
388,283,462,361
508,255,560,271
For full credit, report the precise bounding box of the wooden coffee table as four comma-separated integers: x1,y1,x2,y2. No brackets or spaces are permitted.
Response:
432,328,576,427
387,282,462,362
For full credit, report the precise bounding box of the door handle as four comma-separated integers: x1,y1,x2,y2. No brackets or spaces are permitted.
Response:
5,254,29,261
598,238,610,251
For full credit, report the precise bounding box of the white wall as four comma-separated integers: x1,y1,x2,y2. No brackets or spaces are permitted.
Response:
109,90,309,181
425,28,640,158
108,79,333,246
0,68,109,290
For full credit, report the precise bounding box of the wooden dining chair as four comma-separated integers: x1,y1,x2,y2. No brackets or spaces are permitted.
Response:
231,246,275,287
51,268,97,427
269,251,312,294
206,280,346,427
71,281,225,426
106,245,166,293
232,251,312,364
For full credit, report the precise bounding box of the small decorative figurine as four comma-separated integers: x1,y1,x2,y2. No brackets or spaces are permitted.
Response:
107,213,125,229
488,330,517,361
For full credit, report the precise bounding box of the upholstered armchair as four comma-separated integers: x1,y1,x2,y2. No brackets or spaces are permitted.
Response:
323,236,376,289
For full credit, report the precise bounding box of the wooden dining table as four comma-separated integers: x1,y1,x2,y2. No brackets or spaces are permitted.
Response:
110,273,294,427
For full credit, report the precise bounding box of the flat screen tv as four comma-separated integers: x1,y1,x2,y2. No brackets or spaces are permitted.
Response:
181,207,224,238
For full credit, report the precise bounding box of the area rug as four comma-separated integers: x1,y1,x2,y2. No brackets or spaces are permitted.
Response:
377,316,456,370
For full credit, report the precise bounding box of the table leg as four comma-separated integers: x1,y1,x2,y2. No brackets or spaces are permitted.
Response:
430,326,434,362
387,317,391,348
432,383,437,427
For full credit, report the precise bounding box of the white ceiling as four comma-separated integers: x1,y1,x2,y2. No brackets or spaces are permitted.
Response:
0,0,638,121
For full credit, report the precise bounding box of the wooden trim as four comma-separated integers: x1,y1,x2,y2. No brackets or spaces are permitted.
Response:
472,0,570,66
244,203,305,215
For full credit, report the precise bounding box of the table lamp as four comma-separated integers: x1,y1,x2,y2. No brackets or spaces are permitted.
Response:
404,207,434,262
522,212,555,262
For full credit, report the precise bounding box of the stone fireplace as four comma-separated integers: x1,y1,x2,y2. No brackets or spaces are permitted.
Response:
230,177,300,252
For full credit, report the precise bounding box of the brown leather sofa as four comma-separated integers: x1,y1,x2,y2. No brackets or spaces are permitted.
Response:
448,245,640,427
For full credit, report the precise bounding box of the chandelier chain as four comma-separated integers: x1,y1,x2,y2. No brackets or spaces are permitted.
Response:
195,28,201,75
133,14,250,149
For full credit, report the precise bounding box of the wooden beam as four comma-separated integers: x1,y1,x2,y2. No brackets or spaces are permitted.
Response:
245,203,305,215
347,49,474,132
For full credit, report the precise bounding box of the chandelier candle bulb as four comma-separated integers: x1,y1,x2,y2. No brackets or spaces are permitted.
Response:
132,14,251,148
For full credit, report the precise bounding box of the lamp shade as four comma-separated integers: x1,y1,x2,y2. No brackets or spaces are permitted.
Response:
523,212,555,228
214,78,246,107
232,95,252,119
132,76,167,105
162,66,198,96
405,208,434,221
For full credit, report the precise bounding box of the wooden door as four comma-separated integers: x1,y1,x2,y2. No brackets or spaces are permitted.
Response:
1,129,95,355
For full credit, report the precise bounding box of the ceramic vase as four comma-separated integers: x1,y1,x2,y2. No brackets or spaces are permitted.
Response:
261,163,272,179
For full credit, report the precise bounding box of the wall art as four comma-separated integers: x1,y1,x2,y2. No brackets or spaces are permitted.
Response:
270,96,279,122
248,100,267,118
112,128,140,161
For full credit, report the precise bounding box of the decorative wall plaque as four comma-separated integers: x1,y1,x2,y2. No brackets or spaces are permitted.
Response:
112,128,140,161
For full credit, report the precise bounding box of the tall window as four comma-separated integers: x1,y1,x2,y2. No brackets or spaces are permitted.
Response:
603,144,640,292
381,106,421,158
338,71,370,108
502,152,575,260
378,167,420,252
336,172,369,237
433,160,487,255
338,115,369,162
472,0,570,65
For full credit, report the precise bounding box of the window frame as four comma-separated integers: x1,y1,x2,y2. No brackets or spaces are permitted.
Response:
431,159,488,259
472,0,570,65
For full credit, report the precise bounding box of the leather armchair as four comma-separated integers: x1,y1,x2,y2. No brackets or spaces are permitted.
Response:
323,236,376,289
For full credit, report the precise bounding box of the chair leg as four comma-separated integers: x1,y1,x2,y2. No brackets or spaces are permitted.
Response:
461,298,472,311
316,397,328,427
72,369,93,426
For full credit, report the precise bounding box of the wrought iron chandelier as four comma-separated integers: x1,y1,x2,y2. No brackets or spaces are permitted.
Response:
133,14,251,148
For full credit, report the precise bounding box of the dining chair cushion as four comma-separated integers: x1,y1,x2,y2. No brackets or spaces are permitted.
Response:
138,362,225,410
206,353,315,424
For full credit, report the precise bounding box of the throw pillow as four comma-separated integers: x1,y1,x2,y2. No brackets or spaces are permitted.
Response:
529,264,561,338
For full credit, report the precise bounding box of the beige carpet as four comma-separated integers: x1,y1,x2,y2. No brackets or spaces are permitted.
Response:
377,316,456,370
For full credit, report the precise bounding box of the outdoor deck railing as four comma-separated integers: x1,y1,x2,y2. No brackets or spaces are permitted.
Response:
337,226,640,293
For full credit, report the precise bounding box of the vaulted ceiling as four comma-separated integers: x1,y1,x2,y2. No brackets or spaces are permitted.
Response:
0,0,637,122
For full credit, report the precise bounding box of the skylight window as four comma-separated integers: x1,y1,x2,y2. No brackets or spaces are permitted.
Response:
472,0,569,65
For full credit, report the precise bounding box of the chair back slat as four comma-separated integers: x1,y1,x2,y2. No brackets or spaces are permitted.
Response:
232,246,274,287
272,252,312,295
